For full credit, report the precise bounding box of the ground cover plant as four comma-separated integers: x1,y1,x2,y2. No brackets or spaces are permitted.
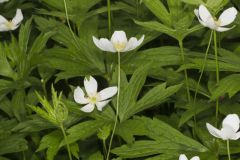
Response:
1,0,240,159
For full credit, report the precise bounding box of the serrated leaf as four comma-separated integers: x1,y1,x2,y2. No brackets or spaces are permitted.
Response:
112,116,208,158
211,74,240,100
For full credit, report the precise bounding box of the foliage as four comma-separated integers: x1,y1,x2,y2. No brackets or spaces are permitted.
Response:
0,0,240,160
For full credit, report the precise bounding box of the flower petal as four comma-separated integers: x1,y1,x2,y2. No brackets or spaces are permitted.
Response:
194,9,207,27
123,35,145,52
218,7,238,26
198,5,213,23
84,76,98,97
110,31,128,45
198,5,215,29
12,9,23,26
96,100,111,111
80,103,95,113
216,26,234,32
222,114,240,132
179,154,188,160
206,123,223,139
74,86,89,104
234,131,240,140
98,86,118,101
93,36,116,52
0,0,9,3
0,15,7,24
191,156,200,160
0,15,8,32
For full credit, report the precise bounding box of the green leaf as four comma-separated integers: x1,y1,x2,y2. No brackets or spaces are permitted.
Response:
19,18,32,54
37,130,63,160
112,116,208,158
119,65,149,122
125,83,182,119
88,151,104,160
142,0,171,26
211,74,240,100
63,120,106,145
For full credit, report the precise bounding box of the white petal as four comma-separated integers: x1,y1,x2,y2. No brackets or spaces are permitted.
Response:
216,26,234,32
96,100,111,111
0,0,9,3
198,5,213,23
179,154,188,160
12,9,23,26
92,36,116,52
123,35,145,52
80,103,95,113
206,123,223,139
0,15,7,24
110,31,128,45
84,76,98,97
234,131,240,140
222,114,240,132
198,5,216,29
98,86,118,101
221,126,236,140
0,15,8,32
218,7,238,26
74,86,89,104
194,9,207,27
191,157,200,160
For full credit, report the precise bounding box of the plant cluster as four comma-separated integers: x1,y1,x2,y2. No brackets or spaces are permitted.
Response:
1,0,240,160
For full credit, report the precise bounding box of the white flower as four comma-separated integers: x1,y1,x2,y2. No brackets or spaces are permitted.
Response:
93,30,144,52
194,5,238,32
0,0,9,3
179,154,200,160
206,114,240,140
74,76,118,113
0,9,23,32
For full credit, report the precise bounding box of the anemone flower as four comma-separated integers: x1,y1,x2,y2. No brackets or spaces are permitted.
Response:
93,30,144,53
206,114,240,140
0,9,23,31
179,154,200,160
74,76,118,113
194,5,237,32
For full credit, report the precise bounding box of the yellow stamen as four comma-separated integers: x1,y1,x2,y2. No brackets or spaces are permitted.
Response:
89,96,97,104
5,21,14,29
114,42,126,52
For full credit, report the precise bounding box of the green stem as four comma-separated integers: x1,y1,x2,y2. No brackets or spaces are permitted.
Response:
213,31,219,124
193,31,213,124
103,140,107,158
178,40,191,102
63,0,79,48
227,140,231,160
107,0,111,37
106,51,121,160
60,124,73,160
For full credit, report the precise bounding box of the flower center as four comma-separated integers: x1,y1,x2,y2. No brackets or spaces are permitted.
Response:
5,21,14,29
213,17,221,27
89,96,97,104
113,42,126,52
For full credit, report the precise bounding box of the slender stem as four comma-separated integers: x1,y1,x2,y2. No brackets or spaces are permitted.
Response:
103,140,107,158
193,31,213,125
193,31,213,102
178,40,191,102
63,0,79,48
227,140,231,160
106,52,121,160
60,124,73,160
213,31,219,124
107,0,111,37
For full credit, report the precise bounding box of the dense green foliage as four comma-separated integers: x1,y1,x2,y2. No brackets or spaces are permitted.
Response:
1,0,240,159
